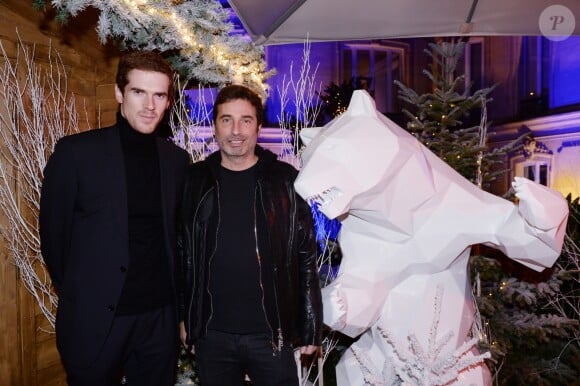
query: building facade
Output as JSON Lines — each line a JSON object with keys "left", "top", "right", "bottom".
{"left": 262, "top": 36, "right": 580, "bottom": 198}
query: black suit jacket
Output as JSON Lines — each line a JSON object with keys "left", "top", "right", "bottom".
{"left": 39, "top": 124, "right": 190, "bottom": 367}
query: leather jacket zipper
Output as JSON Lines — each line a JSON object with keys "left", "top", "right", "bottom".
{"left": 204, "top": 182, "right": 220, "bottom": 337}
{"left": 186, "top": 185, "right": 218, "bottom": 340}
{"left": 187, "top": 175, "right": 299, "bottom": 350}
{"left": 257, "top": 182, "right": 284, "bottom": 354}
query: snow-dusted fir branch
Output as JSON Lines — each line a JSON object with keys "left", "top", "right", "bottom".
{"left": 34, "top": 0, "right": 272, "bottom": 97}
{"left": 358, "top": 284, "right": 491, "bottom": 386}
{"left": 0, "top": 35, "right": 84, "bottom": 328}
{"left": 473, "top": 235, "right": 578, "bottom": 383}
{"left": 548, "top": 202, "right": 580, "bottom": 339}
{"left": 350, "top": 345, "right": 399, "bottom": 386}
{"left": 495, "top": 230, "right": 578, "bottom": 340}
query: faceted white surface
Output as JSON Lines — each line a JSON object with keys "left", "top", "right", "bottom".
{"left": 295, "top": 90, "right": 569, "bottom": 385}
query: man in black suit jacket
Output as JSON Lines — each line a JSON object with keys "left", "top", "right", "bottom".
{"left": 39, "top": 51, "right": 190, "bottom": 386}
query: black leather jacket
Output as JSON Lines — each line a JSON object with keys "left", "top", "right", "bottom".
{"left": 177, "top": 146, "right": 322, "bottom": 350}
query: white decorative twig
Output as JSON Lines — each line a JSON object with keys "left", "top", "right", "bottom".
{"left": 277, "top": 38, "right": 322, "bottom": 168}
{"left": 0, "top": 33, "right": 85, "bottom": 328}
{"left": 169, "top": 80, "right": 215, "bottom": 162}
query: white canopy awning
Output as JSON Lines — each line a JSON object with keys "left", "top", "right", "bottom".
{"left": 227, "top": 0, "right": 580, "bottom": 45}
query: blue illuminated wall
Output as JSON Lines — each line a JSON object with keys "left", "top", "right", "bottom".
{"left": 263, "top": 42, "right": 338, "bottom": 125}
{"left": 549, "top": 36, "right": 580, "bottom": 108}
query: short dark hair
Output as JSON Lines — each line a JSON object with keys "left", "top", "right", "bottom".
{"left": 213, "top": 85, "right": 263, "bottom": 126}
{"left": 116, "top": 51, "right": 174, "bottom": 100}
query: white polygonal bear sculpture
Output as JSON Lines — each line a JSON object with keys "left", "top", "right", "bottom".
{"left": 294, "top": 90, "right": 568, "bottom": 385}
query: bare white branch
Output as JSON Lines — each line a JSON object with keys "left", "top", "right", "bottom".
{"left": 0, "top": 33, "right": 84, "bottom": 328}
{"left": 277, "top": 38, "right": 323, "bottom": 168}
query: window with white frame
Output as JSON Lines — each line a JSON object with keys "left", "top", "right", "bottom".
{"left": 341, "top": 41, "right": 408, "bottom": 114}
{"left": 519, "top": 36, "right": 544, "bottom": 100}
{"left": 455, "top": 37, "right": 484, "bottom": 95}
{"left": 510, "top": 138, "right": 553, "bottom": 186}
{"left": 520, "top": 160, "right": 550, "bottom": 186}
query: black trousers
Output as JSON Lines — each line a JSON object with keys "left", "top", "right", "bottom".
{"left": 196, "top": 330, "right": 299, "bottom": 386}
{"left": 64, "top": 304, "right": 178, "bottom": 386}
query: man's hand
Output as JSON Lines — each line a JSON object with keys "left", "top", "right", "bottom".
{"left": 179, "top": 321, "right": 195, "bottom": 354}
{"left": 299, "top": 345, "right": 321, "bottom": 355}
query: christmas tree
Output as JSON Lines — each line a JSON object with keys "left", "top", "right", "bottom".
{"left": 395, "top": 40, "right": 511, "bottom": 188}
{"left": 396, "top": 39, "right": 579, "bottom": 385}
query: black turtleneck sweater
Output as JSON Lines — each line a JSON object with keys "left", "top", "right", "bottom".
{"left": 115, "top": 116, "right": 172, "bottom": 315}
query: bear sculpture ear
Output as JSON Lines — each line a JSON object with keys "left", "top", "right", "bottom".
{"left": 299, "top": 126, "right": 320, "bottom": 146}
{"left": 300, "top": 90, "right": 378, "bottom": 146}
{"left": 349, "top": 89, "right": 378, "bottom": 118}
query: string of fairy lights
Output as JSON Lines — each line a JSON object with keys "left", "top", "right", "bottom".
{"left": 121, "top": 0, "right": 265, "bottom": 90}
{"left": 40, "top": 0, "right": 269, "bottom": 95}
{"left": 122, "top": 0, "right": 203, "bottom": 48}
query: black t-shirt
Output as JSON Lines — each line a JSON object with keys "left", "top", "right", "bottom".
{"left": 208, "top": 164, "right": 271, "bottom": 333}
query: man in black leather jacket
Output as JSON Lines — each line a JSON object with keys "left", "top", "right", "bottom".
{"left": 177, "top": 85, "right": 322, "bottom": 385}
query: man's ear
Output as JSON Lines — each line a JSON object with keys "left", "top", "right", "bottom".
{"left": 114, "top": 85, "right": 123, "bottom": 104}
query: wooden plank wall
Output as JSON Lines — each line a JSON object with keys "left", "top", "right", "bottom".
{"left": 0, "top": 1, "right": 119, "bottom": 384}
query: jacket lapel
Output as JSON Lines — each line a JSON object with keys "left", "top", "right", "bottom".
{"left": 105, "top": 126, "right": 129, "bottom": 242}
{"left": 156, "top": 139, "right": 174, "bottom": 259}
